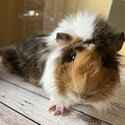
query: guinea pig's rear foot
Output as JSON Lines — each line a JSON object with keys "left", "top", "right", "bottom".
{"left": 49, "top": 104, "right": 69, "bottom": 116}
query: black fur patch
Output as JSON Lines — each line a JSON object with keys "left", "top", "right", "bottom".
{"left": 92, "top": 17, "right": 124, "bottom": 69}
{"left": 1, "top": 35, "right": 50, "bottom": 85}
{"left": 59, "top": 41, "right": 85, "bottom": 64}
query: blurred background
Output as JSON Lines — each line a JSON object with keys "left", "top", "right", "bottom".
{"left": 0, "top": 0, "right": 125, "bottom": 48}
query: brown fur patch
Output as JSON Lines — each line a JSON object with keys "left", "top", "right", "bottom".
{"left": 54, "top": 41, "right": 120, "bottom": 104}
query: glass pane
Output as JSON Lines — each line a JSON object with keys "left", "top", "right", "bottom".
{"left": 0, "top": 0, "right": 112, "bottom": 47}
{"left": 0, "top": 0, "right": 64, "bottom": 47}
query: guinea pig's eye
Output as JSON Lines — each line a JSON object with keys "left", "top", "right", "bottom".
{"left": 71, "top": 52, "right": 76, "bottom": 61}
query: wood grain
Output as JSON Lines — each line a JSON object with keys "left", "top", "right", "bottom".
{"left": 0, "top": 103, "right": 37, "bottom": 125}
{"left": 0, "top": 79, "right": 104, "bottom": 125}
{"left": 0, "top": 63, "right": 125, "bottom": 124}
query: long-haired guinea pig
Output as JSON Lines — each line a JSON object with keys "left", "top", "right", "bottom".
{"left": 0, "top": 11, "right": 125, "bottom": 115}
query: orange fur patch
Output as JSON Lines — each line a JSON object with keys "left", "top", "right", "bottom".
{"left": 54, "top": 46, "right": 120, "bottom": 104}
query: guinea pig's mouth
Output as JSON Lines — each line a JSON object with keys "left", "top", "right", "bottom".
{"left": 72, "top": 96, "right": 93, "bottom": 106}
{"left": 70, "top": 90, "right": 95, "bottom": 105}
{"left": 69, "top": 89, "right": 119, "bottom": 111}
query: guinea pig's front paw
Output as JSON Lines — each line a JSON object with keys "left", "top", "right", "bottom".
{"left": 49, "top": 103, "right": 69, "bottom": 116}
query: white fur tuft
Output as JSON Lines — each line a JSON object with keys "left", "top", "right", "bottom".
{"left": 39, "top": 48, "right": 61, "bottom": 93}
{"left": 39, "top": 11, "right": 98, "bottom": 105}
{"left": 47, "top": 11, "right": 97, "bottom": 47}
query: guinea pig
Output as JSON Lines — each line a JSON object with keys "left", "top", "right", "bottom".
{"left": 0, "top": 11, "right": 125, "bottom": 115}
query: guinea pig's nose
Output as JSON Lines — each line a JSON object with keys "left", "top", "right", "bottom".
{"left": 78, "top": 94, "right": 86, "bottom": 102}
{"left": 79, "top": 94, "right": 89, "bottom": 100}
{"left": 76, "top": 97, "right": 86, "bottom": 104}
{"left": 82, "top": 94, "right": 94, "bottom": 100}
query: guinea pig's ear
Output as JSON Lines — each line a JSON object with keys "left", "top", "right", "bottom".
{"left": 56, "top": 32, "right": 72, "bottom": 48}
{"left": 108, "top": 32, "right": 125, "bottom": 53}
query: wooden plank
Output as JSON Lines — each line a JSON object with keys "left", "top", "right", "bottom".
{"left": 0, "top": 63, "right": 125, "bottom": 124}
{"left": 0, "top": 63, "right": 125, "bottom": 125}
{"left": 1, "top": 63, "right": 124, "bottom": 110}
{"left": 0, "top": 63, "right": 48, "bottom": 98}
{"left": 0, "top": 79, "right": 104, "bottom": 125}
{"left": 0, "top": 103, "right": 37, "bottom": 125}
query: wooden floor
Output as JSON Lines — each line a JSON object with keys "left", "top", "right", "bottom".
{"left": 0, "top": 63, "right": 125, "bottom": 125}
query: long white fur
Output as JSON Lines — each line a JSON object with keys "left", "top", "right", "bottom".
{"left": 40, "top": 11, "right": 97, "bottom": 105}
{"left": 47, "top": 11, "right": 97, "bottom": 46}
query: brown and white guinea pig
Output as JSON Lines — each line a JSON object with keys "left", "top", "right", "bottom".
{"left": 0, "top": 11, "right": 125, "bottom": 115}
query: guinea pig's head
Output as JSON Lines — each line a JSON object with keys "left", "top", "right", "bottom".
{"left": 54, "top": 31, "right": 125, "bottom": 110}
